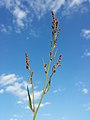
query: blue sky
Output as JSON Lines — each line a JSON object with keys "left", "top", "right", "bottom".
{"left": 0, "top": 0, "right": 90, "bottom": 120}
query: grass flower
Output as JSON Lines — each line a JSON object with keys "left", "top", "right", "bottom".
{"left": 25, "top": 11, "right": 62, "bottom": 120}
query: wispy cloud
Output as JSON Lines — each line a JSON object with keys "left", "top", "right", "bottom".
{"left": 39, "top": 102, "right": 51, "bottom": 107}
{"left": 53, "top": 88, "right": 66, "bottom": 93}
{"left": 0, "top": 24, "right": 12, "bottom": 33}
{"left": 26, "top": 102, "right": 50, "bottom": 110}
{"left": 28, "top": 0, "right": 65, "bottom": 19}
{"left": 17, "top": 100, "right": 23, "bottom": 105}
{"left": 0, "top": 0, "right": 30, "bottom": 32}
{"left": 0, "top": 0, "right": 65, "bottom": 32}
{"left": 62, "top": 0, "right": 90, "bottom": 16}
{"left": 75, "top": 81, "right": 89, "bottom": 95}
{"left": 69, "top": 0, "right": 87, "bottom": 8}
{"left": 13, "top": 6, "right": 27, "bottom": 28}
{"left": 83, "top": 103, "right": 90, "bottom": 111}
{"left": 0, "top": 73, "right": 43, "bottom": 103}
{"left": 10, "top": 114, "right": 23, "bottom": 120}
{"left": 0, "top": 89, "right": 4, "bottom": 94}
{"left": 0, "top": 0, "right": 90, "bottom": 33}
{"left": 82, "top": 88, "right": 89, "bottom": 94}
{"left": 35, "top": 102, "right": 51, "bottom": 109}
{"left": 0, "top": 74, "right": 22, "bottom": 86}
{"left": 6, "top": 82, "right": 28, "bottom": 101}
{"left": 81, "top": 29, "right": 90, "bottom": 39}
{"left": 53, "top": 88, "right": 61, "bottom": 93}
{"left": 82, "top": 49, "right": 90, "bottom": 57}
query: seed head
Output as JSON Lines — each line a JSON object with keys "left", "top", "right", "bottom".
{"left": 53, "top": 69, "right": 56, "bottom": 73}
{"left": 58, "top": 63, "right": 61, "bottom": 67}
{"left": 30, "top": 71, "right": 34, "bottom": 77}
{"left": 50, "top": 52, "right": 52, "bottom": 56}
{"left": 52, "top": 11, "right": 54, "bottom": 17}
{"left": 44, "top": 64, "right": 47, "bottom": 68}
{"left": 45, "top": 70, "right": 47, "bottom": 74}
{"left": 59, "top": 54, "right": 62, "bottom": 58}
{"left": 30, "top": 78, "right": 32, "bottom": 84}
{"left": 58, "top": 28, "right": 61, "bottom": 34}
{"left": 26, "top": 65, "right": 30, "bottom": 70}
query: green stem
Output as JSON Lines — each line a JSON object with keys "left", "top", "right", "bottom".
{"left": 33, "top": 61, "right": 51, "bottom": 120}
{"left": 32, "top": 83, "right": 35, "bottom": 111}
{"left": 33, "top": 90, "right": 45, "bottom": 120}
{"left": 32, "top": 45, "right": 55, "bottom": 120}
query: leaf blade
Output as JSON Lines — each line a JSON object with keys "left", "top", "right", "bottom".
{"left": 27, "top": 85, "right": 32, "bottom": 110}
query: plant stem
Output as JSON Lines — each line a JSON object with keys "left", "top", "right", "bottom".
{"left": 33, "top": 90, "right": 45, "bottom": 120}
{"left": 33, "top": 61, "right": 51, "bottom": 120}
{"left": 32, "top": 83, "right": 35, "bottom": 111}
{"left": 32, "top": 46, "right": 55, "bottom": 120}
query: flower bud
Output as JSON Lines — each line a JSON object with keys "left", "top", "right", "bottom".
{"left": 58, "top": 29, "right": 61, "bottom": 34}
{"left": 52, "top": 11, "right": 54, "bottom": 17}
{"left": 50, "top": 52, "right": 52, "bottom": 56}
{"left": 53, "top": 65, "right": 56, "bottom": 69}
{"left": 53, "top": 69, "right": 56, "bottom": 73}
{"left": 45, "top": 70, "right": 47, "bottom": 74}
{"left": 30, "top": 78, "right": 32, "bottom": 84}
{"left": 58, "top": 64, "right": 61, "bottom": 67}
{"left": 59, "top": 54, "right": 62, "bottom": 58}
{"left": 26, "top": 65, "right": 30, "bottom": 70}
{"left": 30, "top": 71, "right": 34, "bottom": 77}
{"left": 50, "top": 57, "right": 53, "bottom": 61}
{"left": 44, "top": 64, "right": 47, "bottom": 67}
{"left": 52, "top": 65, "right": 56, "bottom": 73}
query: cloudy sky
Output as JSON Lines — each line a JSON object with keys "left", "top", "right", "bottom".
{"left": 0, "top": 0, "right": 90, "bottom": 120}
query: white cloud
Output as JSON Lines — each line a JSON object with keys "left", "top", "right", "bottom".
{"left": 0, "top": 74, "right": 22, "bottom": 86}
{"left": 0, "top": 0, "right": 29, "bottom": 32}
{"left": 0, "top": 24, "right": 12, "bottom": 33}
{"left": 53, "top": 88, "right": 66, "bottom": 93}
{"left": 82, "top": 49, "right": 90, "bottom": 57}
{"left": 62, "top": 0, "right": 90, "bottom": 16}
{"left": 81, "top": 29, "right": 90, "bottom": 39}
{"left": 0, "top": 0, "right": 90, "bottom": 32}
{"left": 28, "top": 0, "right": 65, "bottom": 19}
{"left": 25, "top": 102, "right": 50, "bottom": 110}
{"left": 0, "top": 89, "right": 4, "bottom": 94}
{"left": 0, "top": 73, "right": 44, "bottom": 105}
{"left": 0, "top": 0, "right": 65, "bottom": 26}
{"left": 13, "top": 6, "right": 27, "bottom": 27}
{"left": 69, "top": 0, "right": 87, "bottom": 8}
{"left": 35, "top": 102, "right": 51, "bottom": 108}
{"left": 29, "top": 29, "right": 39, "bottom": 38}
{"left": 34, "top": 90, "right": 42, "bottom": 100}
{"left": 75, "top": 81, "right": 85, "bottom": 87}
{"left": 50, "top": 0, "right": 65, "bottom": 13}
{"left": 40, "top": 102, "right": 51, "bottom": 107}
{"left": 82, "top": 88, "right": 88, "bottom": 94}
{"left": 10, "top": 113, "right": 23, "bottom": 120}
{"left": 17, "top": 100, "right": 23, "bottom": 105}
{"left": 53, "top": 88, "right": 61, "bottom": 93}
{"left": 83, "top": 103, "right": 90, "bottom": 111}
{"left": 6, "top": 82, "right": 27, "bottom": 100}
{"left": 75, "top": 81, "right": 89, "bottom": 94}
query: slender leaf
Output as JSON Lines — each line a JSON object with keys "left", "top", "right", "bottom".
{"left": 46, "top": 80, "right": 51, "bottom": 93}
{"left": 27, "top": 85, "right": 32, "bottom": 110}
{"left": 45, "top": 73, "right": 53, "bottom": 93}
